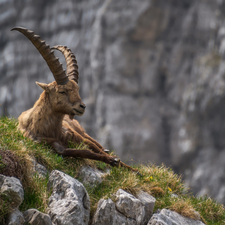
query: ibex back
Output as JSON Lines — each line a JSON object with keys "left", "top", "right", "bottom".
{"left": 13, "top": 27, "right": 136, "bottom": 171}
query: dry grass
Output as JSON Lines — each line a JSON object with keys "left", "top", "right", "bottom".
{"left": 169, "top": 198, "right": 201, "bottom": 220}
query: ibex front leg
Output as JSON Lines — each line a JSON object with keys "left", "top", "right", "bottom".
{"left": 51, "top": 141, "right": 120, "bottom": 167}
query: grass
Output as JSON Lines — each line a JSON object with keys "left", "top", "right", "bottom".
{"left": 0, "top": 117, "right": 225, "bottom": 224}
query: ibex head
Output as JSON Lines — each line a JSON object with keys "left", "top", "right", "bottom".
{"left": 12, "top": 27, "right": 86, "bottom": 119}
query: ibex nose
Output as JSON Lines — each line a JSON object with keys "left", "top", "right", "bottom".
{"left": 80, "top": 103, "right": 86, "bottom": 109}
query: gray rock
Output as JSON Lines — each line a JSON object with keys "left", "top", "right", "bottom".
{"left": 114, "top": 210, "right": 137, "bottom": 225}
{"left": 148, "top": 209, "right": 205, "bottom": 225}
{"left": 79, "top": 166, "right": 108, "bottom": 187}
{"left": 92, "top": 190, "right": 156, "bottom": 225}
{"left": 136, "top": 191, "right": 156, "bottom": 225}
{"left": 30, "top": 158, "right": 48, "bottom": 178}
{"left": 170, "top": 193, "right": 179, "bottom": 198}
{"left": 7, "top": 209, "right": 25, "bottom": 225}
{"left": 92, "top": 199, "right": 115, "bottom": 225}
{"left": 23, "top": 209, "right": 52, "bottom": 225}
{"left": 34, "top": 162, "right": 48, "bottom": 178}
{"left": 0, "top": 175, "right": 24, "bottom": 208}
{"left": 91, "top": 198, "right": 136, "bottom": 225}
{"left": 115, "top": 189, "right": 145, "bottom": 225}
{"left": 47, "top": 170, "right": 90, "bottom": 225}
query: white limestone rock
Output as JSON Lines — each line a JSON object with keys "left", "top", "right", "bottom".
{"left": 92, "top": 199, "right": 115, "bottom": 225}
{"left": 34, "top": 162, "right": 48, "bottom": 178}
{"left": 23, "top": 209, "right": 52, "bottom": 225}
{"left": 92, "top": 190, "right": 156, "bottom": 225}
{"left": 91, "top": 198, "right": 136, "bottom": 225}
{"left": 0, "top": 174, "right": 24, "bottom": 208}
{"left": 115, "top": 189, "right": 145, "bottom": 225}
{"left": 7, "top": 209, "right": 25, "bottom": 225}
{"left": 148, "top": 209, "right": 205, "bottom": 225}
{"left": 30, "top": 158, "right": 48, "bottom": 178}
{"left": 79, "top": 166, "right": 107, "bottom": 187}
{"left": 47, "top": 170, "right": 90, "bottom": 225}
{"left": 114, "top": 210, "right": 137, "bottom": 225}
{"left": 136, "top": 190, "right": 156, "bottom": 225}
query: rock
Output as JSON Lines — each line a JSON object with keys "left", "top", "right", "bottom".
{"left": 92, "top": 199, "right": 115, "bottom": 225}
{"left": 115, "top": 189, "right": 145, "bottom": 225}
{"left": 136, "top": 190, "right": 156, "bottom": 224}
{"left": 114, "top": 210, "right": 137, "bottom": 225}
{"left": 79, "top": 166, "right": 108, "bottom": 187}
{"left": 0, "top": 174, "right": 24, "bottom": 208}
{"left": 35, "top": 162, "right": 48, "bottom": 178}
{"left": 91, "top": 198, "right": 136, "bottom": 225}
{"left": 47, "top": 170, "right": 90, "bottom": 225}
{"left": 148, "top": 209, "right": 205, "bottom": 225}
{"left": 7, "top": 209, "right": 25, "bottom": 225}
{"left": 30, "top": 157, "right": 48, "bottom": 178}
{"left": 92, "top": 190, "right": 156, "bottom": 225}
{"left": 170, "top": 193, "right": 179, "bottom": 198}
{"left": 23, "top": 209, "right": 52, "bottom": 225}
{"left": 32, "top": 159, "right": 48, "bottom": 178}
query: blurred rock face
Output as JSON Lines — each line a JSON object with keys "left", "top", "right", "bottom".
{"left": 1, "top": 0, "right": 225, "bottom": 203}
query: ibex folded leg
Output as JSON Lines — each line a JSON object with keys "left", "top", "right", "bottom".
{"left": 50, "top": 141, "right": 119, "bottom": 166}
{"left": 62, "top": 149, "right": 120, "bottom": 167}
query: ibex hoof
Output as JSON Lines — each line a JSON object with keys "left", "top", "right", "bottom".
{"left": 136, "top": 171, "right": 143, "bottom": 176}
{"left": 103, "top": 149, "right": 110, "bottom": 154}
{"left": 110, "top": 157, "right": 120, "bottom": 167}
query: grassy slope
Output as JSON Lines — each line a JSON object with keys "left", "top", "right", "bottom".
{"left": 0, "top": 117, "right": 225, "bottom": 225}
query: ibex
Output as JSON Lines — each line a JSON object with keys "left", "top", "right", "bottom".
{"left": 12, "top": 27, "right": 135, "bottom": 171}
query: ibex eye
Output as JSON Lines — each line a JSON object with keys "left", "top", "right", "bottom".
{"left": 59, "top": 91, "right": 66, "bottom": 95}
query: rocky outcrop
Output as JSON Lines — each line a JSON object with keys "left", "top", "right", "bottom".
{"left": 136, "top": 191, "right": 156, "bottom": 225}
{"left": 91, "top": 190, "right": 205, "bottom": 225}
{"left": 78, "top": 166, "right": 108, "bottom": 187}
{"left": 0, "top": 171, "right": 206, "bottom": 225}
{"left": 0, "top": 174, "right": 24, "bottom": 208}
{"left": 0, "top": 175, "right": 24, "bottom": 225}
{"left": 148, "top": 209, "right": 205, "bottom": 225}
{"left": 7, "top": 209, "right": 24, "bottom": 225}
{"left": 1, "top": 0, "right": 225, "bottom": 203}
{"left": 115, "top": 189, "right": 145, "bottom": 225}
{"left": 31, "top": 158, "right": 48, "bottom": 178}
{"left": 23, "top": 209, "right": 52, "bottom": 225}
{"left": 47, "top": 170, "right": 90, "bottom": 225}
{"left": 92, "top": 189, "right": 156, "bottom": 225}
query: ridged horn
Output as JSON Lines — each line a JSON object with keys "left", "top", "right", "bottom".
{"left": 11, "top": 27, "right": 69, "bottom": 85}
{"left": 51, "top": 45, "right": 79, "bottom": 84}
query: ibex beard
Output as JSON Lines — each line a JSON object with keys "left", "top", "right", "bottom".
{"left": 13, "top": 27, "right": 136, "bottom": 171}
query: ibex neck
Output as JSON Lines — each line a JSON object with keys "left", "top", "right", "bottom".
{"left": 32, "top": 92, "right": 64, "bottom": 139}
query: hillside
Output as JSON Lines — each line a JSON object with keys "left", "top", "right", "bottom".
{"left": 0, "top": 117, "right": 224, "bottom": 224}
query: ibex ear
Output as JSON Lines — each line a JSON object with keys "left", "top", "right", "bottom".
{"left": 36, "top": 82, "right": 50, "bottom": 93}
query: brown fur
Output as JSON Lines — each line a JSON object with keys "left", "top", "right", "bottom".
{"left": 18, "top": 80, "right": 135, "bottom": 169}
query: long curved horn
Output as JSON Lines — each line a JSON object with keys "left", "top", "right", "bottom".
{"left": 11, "top": 27, "right": 69, "bottom": 85}
{"left": 51, "top": 45, "right": 79, "bottom": 84}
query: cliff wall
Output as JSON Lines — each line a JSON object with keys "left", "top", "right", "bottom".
{"left": 1, "top": 0, "right": 225, "bottom": 203}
